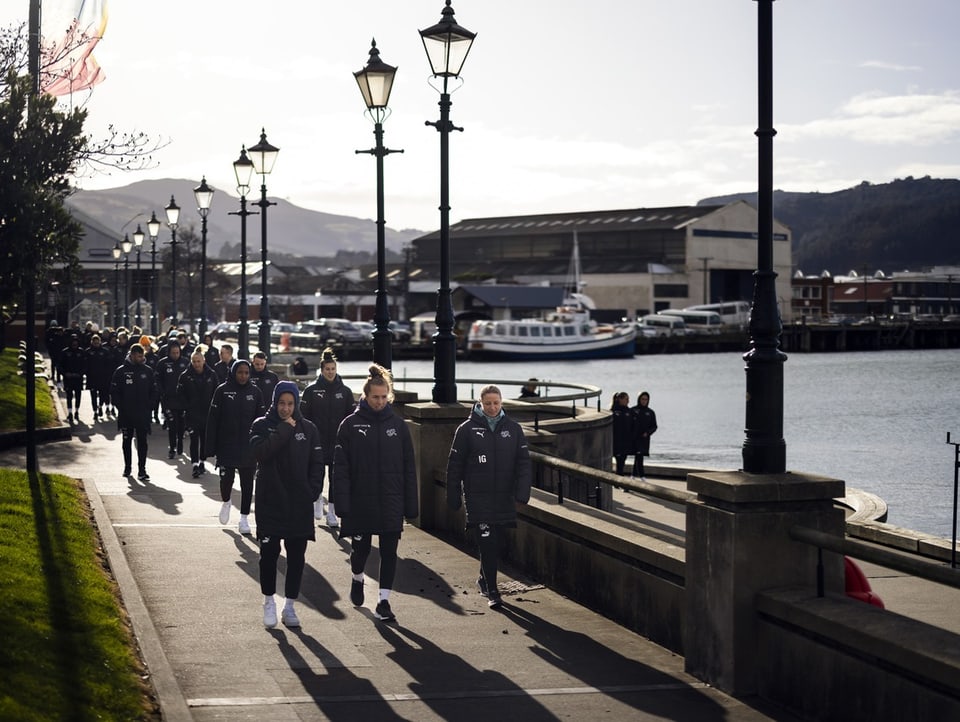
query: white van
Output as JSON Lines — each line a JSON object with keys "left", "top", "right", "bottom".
{"left": 657, "top": 309, "right": 723, "bottom": 334}
{"left": 637, "top": 314, "right": 687, "bottom": 337}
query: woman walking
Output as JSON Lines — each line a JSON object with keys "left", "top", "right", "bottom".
{"left": 301, "top": 347, "right": 355, "bottom": 528}
{"left": 446, "top": 385, "right": 531, "bottom": 609}
{"left": 632, "top": 391, "right": 658, "bottom": 480}
{"left": 250, "top": 381, "right": 325, "bottom": 628}
{"left": 178, "top": 347, "right": 219, "bottom": 478}
{"left": 334, "top": 364, "right": 418, "bottom": 622}
{"left": 206, "top": 359, "right": 264, "bottom": 534}
{"left": 611, "top": 391, "right": 636, "bottom": 476}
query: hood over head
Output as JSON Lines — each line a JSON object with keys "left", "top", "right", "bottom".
{"left": 228, "top": 358, "right": 252, "bottom": 384}
{"left": 268, "top": 380, "right": 302, "bottom": 421}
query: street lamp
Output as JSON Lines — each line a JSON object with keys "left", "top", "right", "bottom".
{"left": 164, "top": 196, "right": 181, "bottom": 331}
{"left": 147, "top": 211, "right": 161, "bottom": 335}
{"left": 132, "top": 224, "right": 144, "bottom": 327}
{"left": 355, "top": 38, "right": 402, "bottom": 369}
{"left": 194, "top": 177, "right": 215, "bottom": 339}
{"left": 121, "top": 234, "right": 133, "bottom": 326}
{"left": 420, "top": 0, "right": 476, "bottom": 403}
{"left": 742, "top": 0, "right": 786, "bottom": 474}
{"left": 231, "top": 147, "right": 256, "bottom": 360}
{"left": 112, "top": 242, "right": 122, "bottom": 327}
{"left": 248, "top": 129, "right": 279, "bottom": 357}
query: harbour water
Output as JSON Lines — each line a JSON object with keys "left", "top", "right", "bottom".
{"left": 371, "top": 348, "right": 960, "bottom": 539}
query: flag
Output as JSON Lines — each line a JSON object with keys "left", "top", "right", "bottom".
{"left": 40, "top": 0, "right": 109, "bottom": 97}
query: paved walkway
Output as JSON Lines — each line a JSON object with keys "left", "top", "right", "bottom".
{"left": 1, "top": 400, "right": 799, "bottom": 721}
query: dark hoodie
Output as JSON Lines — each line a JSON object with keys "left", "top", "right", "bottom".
{"left": 205, "top": 359, "right": 264, "bottom": 468}
{"left": 250, "top": 381, "right": 324, "bottom": 540}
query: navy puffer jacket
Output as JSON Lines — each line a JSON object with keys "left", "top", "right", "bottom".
{"left": 205, "top": 360, "right": 264, "bottom": 468}
{"left": 301, "top": 374, "right": 354, "bottom": 465}
{"left": 333, "top": 399, "right": 418, "bottom": 535}
{"left": 251, "top": 382, "right": 325, "bottom": 540}
{"left": 446, "top": 404, "right": 532, "bottom": 527}
{"left": 177, "top": 363, "right": 219, "bottom": 431}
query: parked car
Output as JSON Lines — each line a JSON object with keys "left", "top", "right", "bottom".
{"left": 288, "top": 318, "right": 365, "bottom": 349}
{"left": 269, "top": 322, "right": 297, "bottom": 348}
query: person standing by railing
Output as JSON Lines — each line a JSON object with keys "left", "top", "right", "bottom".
{"left": 446, "top": 384, "right": 532, "bottom": 609}
{"left": 632, "top": 391, "right": 658, "bottom": 481}
{"left": 611, "top": 391, "right": 635, "bottom": 476}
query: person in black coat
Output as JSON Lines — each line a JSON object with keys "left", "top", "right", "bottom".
{"left": 632, "top": 391, "right": 658, "bottom": 480}
{"left": 85, "top": 334, "right": 117, "bottom": 422}
{"left": 250, "top": 381, "right": 325, "bottom": 629}
{"left": 177, "top": 347, "right": 219, "bottom": 478}
{"left": 213, "top": 343, "right": 234, "bottom": 385}
{"left": 206, "top": 359, "right": 264, "bottom": 534}
{"left": 110, "top": 343, "right": 159, "bottom": 481}
{"left": 611, "top": 391, "right": 636, "bottom": 476}
{"left": 334, "top": 364, "right": 418, "bottom": 623}
{"left": 155, "top": 340, "right": 189, "bottom": 458}
{"left": 300, "top": 347, "right": 355, "bottom": 527}
{"left": 250, "top": 351, "right": 280, "bottom": 408}
{"left": 446, "top": 384, "right": 532, "bottom": 608}
{"left": 59, "top": 334, "right": 86, "bottom": 423}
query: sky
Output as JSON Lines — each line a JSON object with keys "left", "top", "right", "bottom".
{"left": 3, "top": 0, "right": 960, "bottom": 233}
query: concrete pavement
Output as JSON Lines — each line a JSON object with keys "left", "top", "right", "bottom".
{"left": 0, "top": 396, "right": 803, "bottom": 721}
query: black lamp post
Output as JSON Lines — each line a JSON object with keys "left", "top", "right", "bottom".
{"left": 194, "top": 177, "right": 214, "bottom": 339}
{"left": 231, "top": 147, "right": 256, "bottom": 361}
{"left": 248, "top": 129, "right": 279, "bottom": 357}
{"left": 132, "top": 224, "right": 144, "bottom": 327}
{"left": 420, "top": 0, "right": 476, "bottom": 403}
{"left": 742, "top": 0, "right": 786, "bottom": 474}
{"left": 164, "top": 196, "right": 181, "bottom": 330}
{"left": 121, "top": 234, "right": 133, "bottom": 326}
{"left": 355, "top": 38, "right": 402, "bottom": 369}
{"left": 147, "top": 211, "right": 160, "bottom": 335}
{"left": 112, "top": 242, "right": 122, "bottom": 327}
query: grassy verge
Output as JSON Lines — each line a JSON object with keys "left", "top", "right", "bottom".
{"left": 0, "top": 467, "right": 158, "bottom": 720}
{"left": 0, "top": 347, "right": 57, "bottom": 431}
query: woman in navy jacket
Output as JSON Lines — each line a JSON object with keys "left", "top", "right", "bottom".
{"left": 206, "top": 359, "right": 264, "bottom": 533}
{"left": 446, "top": 384, "right": 532, "bottom": 608}
{"left": 334, "top": 364, "right": 418, "bottom": 623}
{"left": 250, "top": 381, "right": 324, "bottom": 628}
{"left": 177, "top": 347, "right": 219, "bottom": 478}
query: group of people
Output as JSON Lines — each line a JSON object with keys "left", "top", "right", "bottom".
{"left": 610, "top": 391, "right": 658, "bottom": 479}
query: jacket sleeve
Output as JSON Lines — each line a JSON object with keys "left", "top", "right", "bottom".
{"left": 445, "top": 424, "right": 467, "bottom": 510}
{"left": 250, "top": 416, "right": 292, "bottom": 461}
{"left": 514, "top": 425, "right": 533, "bottom": 504}
{"left": 401, "top": 422, "right": 419, "bottom": 520}
{"left": 333, "top": 421, "right": 351, "bottom": 516}
{"left": 649, "top": 410, "right": 658, "bottom": 435}
{"left": 307, "top": 423, "right": 325, "bottom": 502}
{"left": 205, "top": 388, "right": 221, "bottom": 456}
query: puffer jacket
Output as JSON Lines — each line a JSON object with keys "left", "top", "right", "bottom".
{"left": 251, "top": 381, "right": 325, "bottom": 540}
{"left": 110, "top": 354, "right": 158, "bottom": 430}
{"left": 446, "top": 404, "right": 532, "bottom": 527}
{"left": 333, "top": 399, "right": 418, "bottom": 535}
{"left": 301, "top": 374, "right": 355, "bottom": 465}
{"left": 155, "top": 354, "right": 190, "bottom": 410}
{"left": 205, "top": 360, "right": 264, "bottom": 468}
{"left": 177, "top": 363, "right": 219, "bottom": 431}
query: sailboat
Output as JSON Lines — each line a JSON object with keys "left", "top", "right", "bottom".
{"left": 466, "top": 234, "right": 637, "bottom": 361}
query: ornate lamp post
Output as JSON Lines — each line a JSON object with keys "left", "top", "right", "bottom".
{"left": 164, "top": 196, "right": 181, "bottom": 331}
{"left": 193, "top": 177, "right": 215, "bottom": 339}
{"left": 355, "top": 38, "right": 401, "bottom": 368}
{"left": 132, "top": 224, "right": 144, "bottom": 327}
{"left": 147, "top": 211, "right": 161, "bottom": 335}
{"left": 121, "top": 234, "right": 133, "bottom": 326}
{"left": 248, "top": 129, "right": 279, "bottom": 357}
{"left": 231, "top": 147, "right": 256, "bottom": 360}
{"left": 420, "top": 0, "right": 476, "bottom": 403}
{"left": 112, "top": 242, "right": 122, "bottom": 327}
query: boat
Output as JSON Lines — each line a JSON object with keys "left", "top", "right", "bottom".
{"left": 466, "top": 234, "right": 637, "bottom": 361}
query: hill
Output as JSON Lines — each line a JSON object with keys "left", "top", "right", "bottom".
{"left": 65, "top": 178, "right": 426, "bottom": 260}
{"left": 700, "top": 177, "right": 960, "bottom": 275}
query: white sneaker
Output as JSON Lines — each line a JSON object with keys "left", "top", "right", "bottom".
{"left": 218, "top": 501, "right": 231, "bottom": 525}
{"left": 263, "top": 597, "right": 277, "bottom": 628}
{"left": 326, "top": 513, "right": 340, "bottom": 528}
{"left": 238, "top": 515, "right": 251, "bottom": 535}
{"left": 281, "top": 605, "right": 301, "bottom": 628}
{"left": 313, "top": 499, "right": 324, "bottom": 520}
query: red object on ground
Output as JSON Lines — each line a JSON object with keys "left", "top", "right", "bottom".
{"left": 844, "top": 556, "right": 885, "bottom": 608}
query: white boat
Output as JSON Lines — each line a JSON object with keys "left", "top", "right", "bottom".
{"left": 466, "top": 235, "right": 637, "bottom": 361}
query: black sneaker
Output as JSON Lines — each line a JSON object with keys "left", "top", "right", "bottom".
{"left": 476, "top": 575, "right": 488, "bottom": 597}
{"left": 374, "top": 599, "right": 396, "bottom": 622}
{"left": 487, "top": 593, "right": 503, "bottom": 610}
{"left": 137, "top": 470, "right": 150, "bottom": 481}
{"left": 122, "top": 467, "right": 131, "bottom": 477}
{"left": 350, "top": 579, "right": 364, "bottom": 606}
{"left": 167, "top": 448, "right": 175, "bottom": 459}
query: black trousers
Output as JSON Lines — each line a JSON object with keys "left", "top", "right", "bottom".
{"left": 259, "top": 536, "right": 308, "bottom": 599}
{"left": 165, "top": 408, "right": 185, "bottom": 453}
{"left": 219, "top": 466, "right": 255, "bottom": 514}
{"left": 121, "top": 425, "right": 149, "bottom": 473}
{"left": 350, "top": 532, "right": 400, "bottom": 590}
{"left": 188, "top": 425, "right": 206, "bottom": 464}
{"left": 476, "top": 525, "right": 502, "bottom": 593}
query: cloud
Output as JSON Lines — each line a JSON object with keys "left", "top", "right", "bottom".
{"left": 859, "top": 60, "right": 922, "bottom": 72}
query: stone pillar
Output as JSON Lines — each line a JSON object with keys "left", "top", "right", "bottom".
{"left": 683, "top": 470, "right": 845, "bottom": 694}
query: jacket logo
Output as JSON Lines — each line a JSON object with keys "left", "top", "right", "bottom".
{"left": 386, "top": 428, "right": 397, "bottom": 437}
{"left": 295, "top": 432, "right": 306, "bottom": 441}
{"left": 474, "top": 429, "right": 485, "bottom": 438}
{"left": 357, "top": 428, "right": 368, "bottom": 437}
{"left": 500, "top": 430, "right": 511, "bottom": 438}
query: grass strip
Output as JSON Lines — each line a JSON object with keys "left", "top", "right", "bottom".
{"left": 0, "top": 347, "right": 57, "bottom": 431}
{"left": 0, "top": 467, "right": 157, "bottom": 720}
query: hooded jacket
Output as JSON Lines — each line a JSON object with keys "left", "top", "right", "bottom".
{"left": 301, "top": 373, "right": 355, "bottom": 465}
{"left": 250, "top": 381, "right": 325, "bottom": 540}
{"left": 333, "top": 398, "right": 418, "bottom": 535}
{"left": 177, "top": 361, "right": 219, "bottom": 431}
{"left": 205, "top": 360, "right": 264, "bottom": 468}
{"left": 109, "top": 351, "right": 158, "bottom": 429}
{"left": 446, "top": 403, "right": 532, "bottom": 527}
